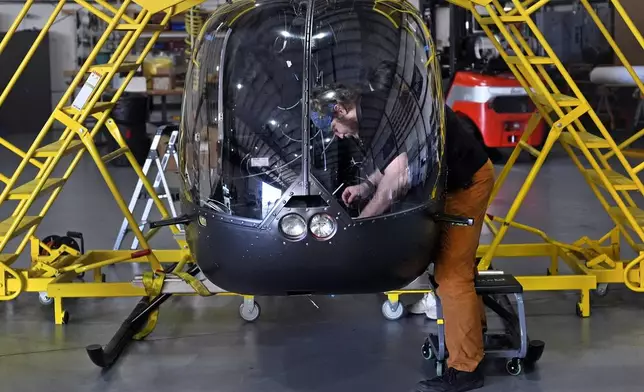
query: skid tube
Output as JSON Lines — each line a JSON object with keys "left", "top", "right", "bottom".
{"left": 86, "top": 262, "right": 197, "bottom": 368}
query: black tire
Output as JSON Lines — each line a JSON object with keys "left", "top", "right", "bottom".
{"left": 422, "top": 339, "right": 434, "bottom": 360}
{"left": 525, "top": 340, "right": 545, "bottom": 365}
{"left": 506, "top": 358, "right": 523, "bottom": 376}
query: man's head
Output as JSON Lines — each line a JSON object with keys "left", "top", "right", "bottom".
{"left": 311, "top": 84, "right": 361, "bottom": 139}
{"left": 310, "top": 61, "right": 396, "bottom": 139}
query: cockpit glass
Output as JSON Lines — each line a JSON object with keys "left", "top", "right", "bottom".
{"left": 181, "top": 1, "right": 306, "bottom": 220}
{"left": 308, "top": 0, "right": 444, "bottom": 218}
{"left": 180, "top": 0, "right": 445, "bottom": 221}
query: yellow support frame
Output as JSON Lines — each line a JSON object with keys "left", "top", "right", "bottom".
{"left": 0, "top": 0, "right": 229, "bottom": 325}
{"left": 419, "top": 0, "right": 644, "bottom": 317}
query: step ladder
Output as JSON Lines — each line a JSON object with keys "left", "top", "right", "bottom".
{"left": 114, "top": 125, "right": 184, "bottom": 251}
{"left": 448, "top": 0, "right": 644, "bottom": 304}
{"left": 0, "top": 0, "right": 204, "bottom": 299}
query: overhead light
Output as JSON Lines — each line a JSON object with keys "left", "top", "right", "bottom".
{"left": 236, "top": 83, "right": 243, "bottom": 89}
{"left": 312, "top": 32, "right": 327, "bottom": 40}
{"left": 269, "top": 119, "right": 277, "bottom": 126}
{"left": 286, "top": 60, "right": 292, "bottom": 68}
{"left": 324, "top": 137, "right": 332, "bottom": 143}
{"left": 280, "top": 31, "right": 292, "bottom": 38}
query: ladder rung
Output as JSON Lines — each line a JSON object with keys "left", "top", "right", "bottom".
{"left": 584, "top": 169, "right": 637, "bottom": 191}
{"left": 8, "top": 178, "right": 66, "bottom": 200}
{"left": 102, "top": 147, "right": 129, "bottom": 163}
{"left": 0, "top": 254, "right": 18, "bottom": 264}
{"left": 53, "top": 109, "right": 85, "bottom": 132}
{"left": 0, "top": 216, "right": 42, "bottom": 240}
{"left": 506, "top": 56, "right": 554, "bottom": 65}
{"left": 534, "top": 93, "right": 581, "bottom": 107}
{"left": 560, "top": 132, "right": 611, "bottom": 149}
{"left": 35, "top": 139, "right": 84, "bottom": 158}
{"left": 89, "top": 62, "right": 140, "bottom": 74}
{"left": 480, "top": 15, "right": 526, "bottom": 25}
{"left": 622, "top": 149, "right": 644, "bottom": 160}
{"left": 63, "top": 102, "right": 116, "bottom": 116}
{"left": 609, "top": 207, "right": 644, "bottom": 229}
{"left": 116, "top": 24, "right": 166, "bottom": 31}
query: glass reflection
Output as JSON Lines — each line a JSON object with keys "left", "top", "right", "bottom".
{"left": 180, "top": 0, "right": 445, "bottom": 221}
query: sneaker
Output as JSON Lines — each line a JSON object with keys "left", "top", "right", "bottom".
{"left": 408, "top": 293, "right": 438, "bottom": 319}
{"left": 412, "top": 367, "right": 484, "bottom": 392}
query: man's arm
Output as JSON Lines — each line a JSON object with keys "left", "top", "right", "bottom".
{"left": 358, "top": 153, "right": 409, "bottom": 218}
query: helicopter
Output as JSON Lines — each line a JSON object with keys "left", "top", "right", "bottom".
{"left": 172, "top": 0, "right": 454, "bottom": 296}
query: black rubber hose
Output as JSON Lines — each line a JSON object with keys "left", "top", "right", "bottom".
{"left": 85, "top": 263, "right": 198, "bottom": 368}
{"left": 86, "top": 296, "right": 164, "bottom": 368}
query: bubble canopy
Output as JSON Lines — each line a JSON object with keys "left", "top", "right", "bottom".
{"left": 179, "top": 0, "right": 446, "bottom": 295}
{"left": 181, "top": 0, "right": 444, "bottom": 221}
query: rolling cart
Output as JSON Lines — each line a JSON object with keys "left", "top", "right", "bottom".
{"left": 422, "top": 271, "right": 545, "bottom": 376}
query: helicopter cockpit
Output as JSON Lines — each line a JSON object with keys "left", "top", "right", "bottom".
{"left": 179, "top": 0, "right": 447, "bottom": 296}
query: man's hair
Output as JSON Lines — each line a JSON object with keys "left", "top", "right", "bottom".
{"left": 311, "top": 83, "right": 362, "bottom": 113}
{"left": 310, "top": 61, "right": 397, "bottom": 112}
{"left": 365, "top": 60, "right": 396, "bottom": 92}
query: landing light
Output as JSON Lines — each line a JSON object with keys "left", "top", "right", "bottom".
{"left": 279, "top": 214, "right": 307, "bottom": 240}
{"left": 309, "top": 213, "right": 336, "bottom": 240}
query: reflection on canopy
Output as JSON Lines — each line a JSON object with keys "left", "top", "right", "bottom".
{"left": 180, "top": 0, "right": 445, "bottom": 221}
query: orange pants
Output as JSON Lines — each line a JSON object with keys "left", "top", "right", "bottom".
{"left": 435, "top": 160, "right": 495, "bottom": 372}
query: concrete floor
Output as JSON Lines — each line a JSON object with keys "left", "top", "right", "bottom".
{"left": 2, "top": 133, "right": 644, "bottom": 392}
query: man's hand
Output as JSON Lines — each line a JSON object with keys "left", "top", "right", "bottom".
{"left": 342, "top": 183, "right": 371, "bottom": 205}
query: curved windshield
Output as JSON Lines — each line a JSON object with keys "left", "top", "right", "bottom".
{"left": 181, "top": 0, "right": 444, "bottom": 221}
{"left": 181, "top": 0, "right": 306, "bottom": 219}
{"left": 308, "top": 0, "right": 444, "bottom": 218}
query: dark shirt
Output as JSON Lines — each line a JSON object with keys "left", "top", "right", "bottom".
{"left": 444, "top": 105, "right": 489, "bottom": 191}
{"left": 343, "top": 95, "right": 487, "bottom": 192}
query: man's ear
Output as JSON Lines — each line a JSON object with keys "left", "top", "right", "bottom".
{"left": 333, "top": 104, "right": 348, "bottom": 118}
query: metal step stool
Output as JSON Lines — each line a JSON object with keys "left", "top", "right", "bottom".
{"left": 422, "top": 271, "right": 545, "bottom": 377}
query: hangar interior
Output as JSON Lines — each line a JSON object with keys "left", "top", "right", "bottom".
{"left": 1, "top": 0, "right": 644, "bottom": 391}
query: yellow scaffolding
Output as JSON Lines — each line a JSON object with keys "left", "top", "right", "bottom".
{"left": 439, "top": 0, "right": 644, "bottom": 317}
{"left": 2, "top": 0, "right": 643, "bottom": 325}
{"left": 0, "top": 0, "right": 211, "bottom": 324}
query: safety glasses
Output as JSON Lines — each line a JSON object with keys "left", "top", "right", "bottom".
{"left": 310, "top": 103, "right": 335, "bottom": 132}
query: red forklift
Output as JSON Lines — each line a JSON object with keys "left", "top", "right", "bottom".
{"left": 425, "top": 1, "right": 546, "bottom": 161}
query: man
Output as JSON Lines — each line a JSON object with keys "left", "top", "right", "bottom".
{"left": 311, "top": 63, "right": 494, "bottom": 392}
{"left": 410, "top": 106, "right": 494, "bottom": 392}
{"left": 311, "top": 77, "right": 414, "bottom": 218}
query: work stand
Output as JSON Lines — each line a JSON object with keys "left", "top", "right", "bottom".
{"left": 447, "top": 0, "right": 644, "bottom": 318}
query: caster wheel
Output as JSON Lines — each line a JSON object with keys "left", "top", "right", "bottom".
{"left": 436, "top": 360, "right": 445, "bottom": 377}
{"left": 38, "top": 292, "right": 53, "bottom": 306}
{"left": 61, "top": 311, "right": 70, "bottom": 325}
{"left": 422, "top": 339, "right": 434, "bottom": 360}
{"left": 381, "top": 300, "right": 404, "bottom": 321}
{"left": 595, "top": 284, "right": 608, "bottom": 297}
{"left": 506, "top": 358, "right": 523, "bottom": 376}
{"left": 239, "top": 301, "right": 261, "bottom": 322}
